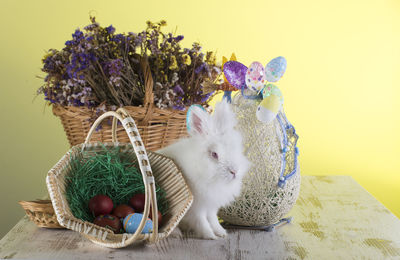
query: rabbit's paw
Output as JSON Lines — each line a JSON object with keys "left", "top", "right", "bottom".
{"left": 195, "top": 229, "right": 219, "bottom": 240}
{"left": 213, "top": 225, "right": 227, "bottom": 238}
{"left": 208, "top": 214, "right": 227, "bottom": 237}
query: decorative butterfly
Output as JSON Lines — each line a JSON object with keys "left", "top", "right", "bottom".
{"left": 223, "top": 56, "right": 287, "bottom": 123}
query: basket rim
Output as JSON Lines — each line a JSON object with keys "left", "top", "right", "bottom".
{"left": 46, "top": 142, "right": 193, "bottom": 248}
{"left": 52, "top": 104, "right": 189, "bottom": 117}
{"left": 19, "top": 200, "right": 55, "bottom": 212}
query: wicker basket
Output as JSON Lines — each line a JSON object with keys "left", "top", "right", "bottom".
{"left": 218, "top": 93, "right": 300, "bottom": 227}
{"left": 46, "top": 108, "right": 193, "bottom": 248}
{"left": 18, "top": 200, "right": 63, "bottom": 228}
{"left": 52, "top": 57, "right": 188, "bottom": 151}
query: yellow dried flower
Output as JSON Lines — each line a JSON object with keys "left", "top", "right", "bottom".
{"left": 165, "top": 42, "right": 172, "bottom": 50}
{"left": 42, "top": 51, "right": 54, "bottom": 62}
{"left": 205, "top": 51, "right": 216, "bottom": 65}
{"left": 182, "top": 54, "right": 191, "bottom": 65}
{"left": 169, "top": 56, "right": 178, "bottom": 70}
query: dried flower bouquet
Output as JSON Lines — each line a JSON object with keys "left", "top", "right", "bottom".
{"left": 37, "top": 17, "right": 221, "bottom": 111}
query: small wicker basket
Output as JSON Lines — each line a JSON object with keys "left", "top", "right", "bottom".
{"left": 46, "top": 108, "right": 193, "bottom": 248}
{"left": 52, "top": 57, "right": 188, "bottom": 151}
{"left": 18, "top": 200, "right": 63, "bottom": 228}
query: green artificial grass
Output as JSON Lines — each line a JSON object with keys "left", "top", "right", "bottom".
{"left": 65, "top": 145, "right": 168, "bottom": 222}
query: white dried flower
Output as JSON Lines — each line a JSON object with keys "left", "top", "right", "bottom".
{"left": 171, "top": 73, "right": 179, "bottom": 84}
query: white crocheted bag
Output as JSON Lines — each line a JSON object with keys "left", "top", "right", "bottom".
{"left": 218, "top": 93, "right": 300, "bottom": 228}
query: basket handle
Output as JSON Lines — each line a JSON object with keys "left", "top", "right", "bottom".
{"left": 140, "top": 56, "right": 155, "bottom": 126}
{"left": 84, "top": 108, "right": 159, "bottom": 243}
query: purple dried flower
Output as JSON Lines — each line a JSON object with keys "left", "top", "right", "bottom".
{"left": 84, "top": 22, "right": 100, "bottom": 31}
{"left": 195, "top": 63, "right": 206, "bottom": 74}
{"left": 66, "top": 51, "right": 94, "bottom": 80}
{"left": 173, "top": 85, "right": 184, "bottom": 95}
{"left": 106, "top": 25, "right": 115, "bottom": 34}
{"left": 172, "top": 105, "right": 185, "bottom": 110}
{"left": 65, "top": 29, "right": 85, "bottom": 46}
{"left": 43, "top": 56, "right": 56, "bottom": 72}
{"left": 103, "top": 59, "right": 123, "bottom": 76}
{"left": 175, "top": 35, "right": 184, "bottom": 41}
{"left": 134, "top": 35, "right": 144, "bottom": 46}
{"left": 72, "top": 29, "right": 84, "bottom": 39}
{"left": 102, "top": 59, "right": 124, "bottom": 86}
{"left": 111, "top": 33, "right": 125, "bottom": 43}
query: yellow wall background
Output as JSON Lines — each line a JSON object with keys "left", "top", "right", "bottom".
{"left": 0, "top": 0, "right": 399, "bottom": 238}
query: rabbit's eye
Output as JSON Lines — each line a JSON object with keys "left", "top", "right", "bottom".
{"left": 211, "top": 151, "right": 219, "bottom": 160}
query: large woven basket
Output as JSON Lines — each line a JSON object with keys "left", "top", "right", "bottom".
{"left": 47, "top": 108, "right": 193, "bottom": 248}
{"left": 219, "top": 93, "right": 300, "bottom": 227}
{"left": 52, "top": 57, "right": 188, "bottom": 151}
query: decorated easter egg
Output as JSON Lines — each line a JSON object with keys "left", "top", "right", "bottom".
{"left": 129, "top": 193, "right": 146, "bottom": 213}
{"left": 265, "top": 56, "right": 287, "bottom": 82}
{"left": 223, "top": 61, "right": 248, "bottom": 89}
{"left": 256, "top": 93, "right": 283, "bottom": 124}
{"left": 112, "top": 204, "right": 135, "bottom": 219}
{"left": 123, "top": 213, "right": 153, "bottom": 234}
{"left": 89, "top": 195, "right": 113, "bottom": 216}
{"left": 245, "top": 61, "right": 266, "bottom": 92}
{"left": 93, "top": 214, "right": 122, "bottom": 234}
{"left": 261, "top": 84, "right": 284, "bottom": 103}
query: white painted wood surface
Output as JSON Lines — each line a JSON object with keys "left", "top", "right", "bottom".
{"left": 1, "top": 176, "right": 400, "bottom": 260}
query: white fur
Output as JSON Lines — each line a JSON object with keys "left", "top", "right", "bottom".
{"left": 158, "top": 101, "right": 250, "bottom": 239}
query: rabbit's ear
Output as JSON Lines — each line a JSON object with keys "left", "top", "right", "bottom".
{"left": 213, "top": 100, "right": 237, "bottom": 131}
{"left": 187, "top": 105, "right": 210, "bottom": 136}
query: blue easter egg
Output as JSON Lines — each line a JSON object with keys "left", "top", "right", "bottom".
{"left": 265, "top": 56, "right": 287, "bottom": 82}
{"left": 123, "top": 213, "right": 153, "bottom": 234}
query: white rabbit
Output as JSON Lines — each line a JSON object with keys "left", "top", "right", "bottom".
{"left": 158, "top": 100, "right": 250, "bottom": 239}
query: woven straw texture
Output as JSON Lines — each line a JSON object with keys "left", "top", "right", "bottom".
{"left": 52, "top": 105, "right": 188, "bottom": 151}
{"left": 46, "top": 109, "right": 193, "bottom": 248}
{"left": 18, "top": 200, "right": 63, "bottom": 229}
{"left": 52, "top": 57, "right": 188, "bottom": 151}
{"left": 218, "top": 93, "right": 301, "bottom": 226}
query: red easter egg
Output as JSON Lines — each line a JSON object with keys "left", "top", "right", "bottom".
{"left": 112, "top": 204, "right": 135, "bottom": 219}
{"left": 89, "top": 195, "right": 113, "bottom": 217}
{"left": 93, "top": 214, "right": 122, "bottom": 234}
{"left": 149, "top": 208, "right": 163, "bottom": 224}
{"left": 129, "top": 194, "right": 146, "bottom": 213}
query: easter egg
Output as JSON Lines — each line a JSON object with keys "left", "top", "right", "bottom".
{"left": 256, "top": 94, "right": 283, "bottom": 124}
{"left": 89, "top": 195, "right": 113, "bottom": 216}
{"left": 245, "top": 61, "right": 266, "bottom": 92}
{"left": 129, "top": 193, "right": 146, "bottom": 213}
{"left": 112, "top": 204, "right": 135, "bottom": 219}
{"left": 93, "top": 214, "right": 122, "bottom": 234}
{"left": 265, "top": 56, "right": 287, "bottom": 82}
{"left": 223, "top": 61, "right": 248, "bottom": 89}
{"left": 123, "top": 213, "right": 153, "bottom": 234}
{"left": 261, "top": 84, "right": 284, "bottom": 102}
{"left": 149, "top": 208, "right": 163, "bottom": 224}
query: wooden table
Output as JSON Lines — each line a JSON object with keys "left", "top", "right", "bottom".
{"left": 1, "top": 176, "right": 400, "bottom": 259}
